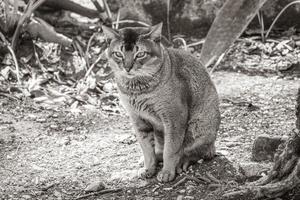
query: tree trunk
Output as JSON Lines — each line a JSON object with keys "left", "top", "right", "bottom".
{"left": 224, "top": 89, "right": 300, "bottom": 199}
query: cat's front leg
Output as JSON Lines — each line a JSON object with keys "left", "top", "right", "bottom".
{"left": 157, "top": 110, "right": 188, "bottom": 182}
{"left": 132, "top": 116, "right": 157, "bottom": 179}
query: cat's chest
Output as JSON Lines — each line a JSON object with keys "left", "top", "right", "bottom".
{"left": 119, "top": 92, "right": 164, "bottom": 126}
{"left": 121, "top": 93, "right": 158, "bottom": 115}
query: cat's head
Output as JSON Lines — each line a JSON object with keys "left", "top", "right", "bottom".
{"left": 102, "top": 23, "right": 164, "bottom": 78}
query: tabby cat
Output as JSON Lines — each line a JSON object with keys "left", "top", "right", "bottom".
{"left": 102, "top": 23, "right": 220, "bottom": 182}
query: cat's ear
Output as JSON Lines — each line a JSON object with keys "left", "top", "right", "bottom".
{"left": 102, "top": 25, "right": 120, "bottom": 41}
{"left": 143, "top": 22, "right": 163, "bottom": 42}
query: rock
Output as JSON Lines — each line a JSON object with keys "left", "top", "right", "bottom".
{"left": 36, "top": 118, "right": 46, "bottom": 123}
{"left": 21, "top": 194, "right": 32, "bottom": 199}
{"left": 185, "top": 196, "right": 195, "bottom": 200}
{"left": 239, "top": 162, "right": 271, "bottom": 178}
{"left": 50, "top": 124, "right": 58, "bottom": 130}
{"left": 66, "top": 126, "right": 75, "bottom": 132}
{"left": 252, "top": 134, "right": 287, "bottom": 162}
{"left": 84, "top": 181, "right": 106, "bottom": 192}
{"left": 177, "top": 195, "right": 184, "bottom": 200}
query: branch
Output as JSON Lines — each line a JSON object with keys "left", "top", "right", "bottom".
{"left": 11, "top": 0, "right": 47, "bottom": 50}
{"left": 26, "top": 17, "right": 72, "bottom": 46}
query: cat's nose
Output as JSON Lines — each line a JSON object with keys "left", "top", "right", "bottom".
{"left": 124, "top": 64, "right": 134, "bottom": 72}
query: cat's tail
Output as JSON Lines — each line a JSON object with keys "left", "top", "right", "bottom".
{"left": 199, "top": 0, "right": 267, "bottom": 67}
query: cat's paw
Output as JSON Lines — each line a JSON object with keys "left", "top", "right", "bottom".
{"left": 138, "top": 167, "right": 156, "bottom": 179}
{"left": 176, "top": 158, "right": 192, "bottom": 173}
{"left": 157, "top": 169, "right": 175, "bottom": 182}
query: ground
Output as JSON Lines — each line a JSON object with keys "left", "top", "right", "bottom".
{"left": 1, "top": 69, "right": 299, "bottom": 200}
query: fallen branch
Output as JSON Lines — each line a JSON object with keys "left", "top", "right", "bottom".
{"left": 27, "top": 17, "right": 72, "bottom": 46}
{"left": 75, "top": 188, "right": 122, "bottom": 200}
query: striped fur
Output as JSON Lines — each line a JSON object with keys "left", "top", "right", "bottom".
{"left": 103, "top": 24, "right": 220, "bottom": 182}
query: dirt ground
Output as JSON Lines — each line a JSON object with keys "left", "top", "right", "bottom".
{"left": 1, "top": 70, "right": 299, "bottom": 200}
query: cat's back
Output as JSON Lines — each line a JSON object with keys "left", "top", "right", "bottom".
{"left": 165, "top": 48, "right": 213, "bottom": 89}
{"left": 165, "top": 47, "right": 219, "bottom": 111}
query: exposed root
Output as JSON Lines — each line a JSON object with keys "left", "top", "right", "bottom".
{"left": 224, "top": 134, "right": 300, "bottom": 199}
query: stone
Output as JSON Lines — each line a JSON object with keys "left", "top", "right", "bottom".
{"left": 177, "top": 195, "right": 184, "bottom": 200}
{"left": 66, "top": 126, "right": 75, "bottom": 132}
{"left": 252, "top": 134, "right": 287, "bottom": 162}
{"left": 36, "top": 118, "right": 46, "bottom": 123}
{"left": 239, "top": 162, "right": 271, "bottom": 178}
{"left": 84, "top": 181, "right": 106, "bottom": 192}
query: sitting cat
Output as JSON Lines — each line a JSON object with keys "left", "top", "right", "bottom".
{"left": 102, "top": 23, "right": 220, "bottom": 182}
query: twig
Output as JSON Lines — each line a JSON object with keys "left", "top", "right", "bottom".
{"left": 85, "top": 32, "right": 98, "bottom": 71}
{"left": 84, "top": 47, "right": 107, "bottom": 79}
{"left": 90, "top": 0, "right": 105, "bottom": 13}
{"left": 114, "top": 9, "right": 121, "bottom": 29}
{"left": 33, "top": 44, "right": 47, "bottom": 72}
{"left": 265, "top": 0, "right": 300, "bottom": 39}
{"left": 14, "top": 140, "right": 22, "bottom": 158}
{"left": 206, "top": 172, "right": 220, "bottom": 183}
{"left": 75, "top": 188, "right": 122, "bottom": 200}
{"left": 173, "top": 176, "right": 187, "bottom": 188}
{"left": 186, "top": 175, "right": 206, "bottom": 184}
{"left": 196, "top": 175, "right": 212, "bottom": 184}
{"left": 210, "top": 52, "right": 225, "bottom": 74}
{"left": 112, "top": 20, "right": 150, "bottom": 27}
{"left": 257, "top": 10, "right": 265, "bottom": 43}
{"left": 102, "top": 0, "right": 112, "bottom": 22}
{"left": 73, "top": 39, "right": 88, "bottom": 71}
{"left": 0, "top": 30, "right": 21, "bottom": 84}
{"left": 7, "top": 45, "right": 21, "bottom": 84}
{"left": 186, "top": 39, "right": 205, "bottom": 47}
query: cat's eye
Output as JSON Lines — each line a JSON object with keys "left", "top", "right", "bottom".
{"left": 135, "top": 52, "right": 147, "bottom": 59}
{"left": 112, "top": 51, "right": 123, "bottom": 59}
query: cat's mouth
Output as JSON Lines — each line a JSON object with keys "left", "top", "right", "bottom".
{"left": 123, "top": 70, "right": 138, "bottom": 77}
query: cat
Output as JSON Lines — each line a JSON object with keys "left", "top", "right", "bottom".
{"left": 102, "top": 23, "right": 220, "bottom": 182}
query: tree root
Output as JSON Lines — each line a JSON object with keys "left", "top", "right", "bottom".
{"left": 224, "top": 133, "right": 300, "bottom": 199}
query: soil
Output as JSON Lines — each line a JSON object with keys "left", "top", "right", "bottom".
{"left": 1, "top": 71, "right": 299, "bottom": 200}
